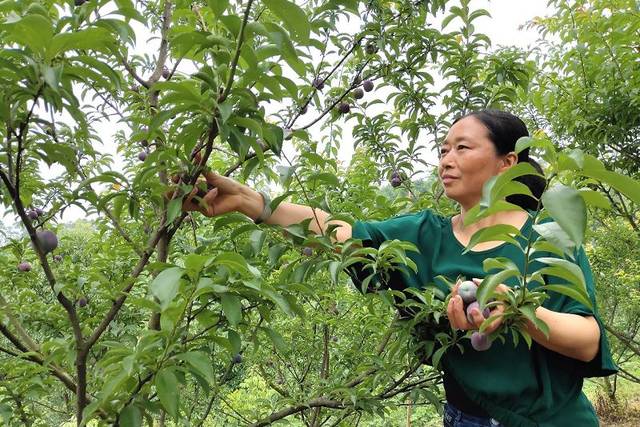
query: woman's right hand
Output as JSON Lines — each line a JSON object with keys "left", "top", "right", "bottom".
{"left": 181, "top": 170, "right": 248, "bottom": 218}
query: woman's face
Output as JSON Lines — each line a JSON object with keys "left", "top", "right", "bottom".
{"left": 438, "top": 116, "right": 515, "bottom": 209}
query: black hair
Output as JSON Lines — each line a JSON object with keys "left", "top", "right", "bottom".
{"left": 453, "top": 109, "right": 546, "bottom": 211}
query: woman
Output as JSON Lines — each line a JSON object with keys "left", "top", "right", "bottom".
{"left": 183, "top": 109, "right": 616, "bottom": 426}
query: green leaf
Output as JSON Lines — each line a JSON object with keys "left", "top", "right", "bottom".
{"left": 228, "top": 330, "right": 241, "bottom": 354}
{"left": 175, "top": 351, "right": 215, "bottom": 386}
{"left": 155, "top": 368, "right": 179, "bottom": 419}
{"left": 207, "top": 0, "right": 229, "bottom": 16}
{"left": 540, "top": 284, "right": 593, "bottom": 311}
{"left": 464, "top": 200, "right": 523, "bottom": 226}
{"left": 263, "top": 0, "right": 310, "bottom": 43}
{"left": 214, "top": 252, "right": 254, "bottom": 277}
{"left": 476, "top": 269, "right": 521, "bottom": 308}
{"left": 3, "top": 14, "right": 53, "bottom": 56}
{"left": 166, "top": 198, "right": 182, "bottom": 225}
{"left": 464, "top": 224, "right": 522, "bottom": 254}
{"left": 221, "top": 293, "right": 242, "bottom": 326}
{"left": 119, "top": 404, "right": 142, "bottom": 427}
{"left": 36, "top": 142, "right": 77, "bottom": 173}
{"left": 532, "top": 222, "right": 576, "bottom": 258}
{"left": 150, "top": 267, "right": 184, "bottom": 310}
{"left": 581, "top": 169, "right": 640, "bottom": 205}
{"left": 578, "top": 189, "right": 611, "bottom": 210}
{"left": 48, "top": 28, "right": 113, "bottom": 58}
{"left": 264, "top": 327, "right": 287, "bottom": 353}
{"left": 541, "top": 185, "right": 587, "bottom": 248}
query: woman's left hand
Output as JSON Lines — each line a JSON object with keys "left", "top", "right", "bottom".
{"left": 446, "top": 278, "right": 508, "bottom": 333}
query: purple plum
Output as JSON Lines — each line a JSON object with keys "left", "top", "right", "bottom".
{"left": 18, "top": 261, "right": 31, "bottom": 272}
{"left": 466, "top": 301, "right": 490, "bottom": 324}
{"left": 363, "top": 80, "right": 374, "bottom": 92}
{"left": 458, "top": 280, "right": 477, "bottom": 304}
{"left": 312, "top": 77, "right": 325, "bottom": 90}
{"left": 470, "top": 331, "right": 492, "bottom": 351}
{"left": 36, "top": 230, "right": 58, "bottom": 254}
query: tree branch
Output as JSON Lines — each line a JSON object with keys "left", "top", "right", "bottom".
{"left": 219, "top": 0, "right": 255, "bottom": 103}
{"left": 250, "top": 398, "right": 345, "bottom": 427}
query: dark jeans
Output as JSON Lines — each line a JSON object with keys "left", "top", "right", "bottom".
{"left": 443, "top": 402, "right": 503, "bottom": 427}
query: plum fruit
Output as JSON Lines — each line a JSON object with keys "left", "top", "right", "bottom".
{"left": 18, "top": 261, "right": 31, "bottom": 272}
{"left": 458, "top": 280, "right": 477, "bottom": 304}
{"left": 312, "top": 77, "right": 324, "bottom": 90}
{"left": 363, "top": 80, "right": 374, "bottom": 92}
{"left": 466, "top": 301, "right": 490, "bottom": 324}
{"left": 338, "top": 102, "right": 350, "bottom": 114}
{"left": 353, "top": 88, "right": 364, "bottom": 99}
{"left": 470, "top": 331, "right": 492, "bottom": 351}
{"left": 36, "top": 230, "right": 58, "bottom": 254}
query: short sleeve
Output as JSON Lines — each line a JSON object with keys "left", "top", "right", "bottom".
{"left": 351, "top": 213, "right": 420, "bottom": 246}
{"left": 556, "top": 247, "right": 618, "bottom": 378}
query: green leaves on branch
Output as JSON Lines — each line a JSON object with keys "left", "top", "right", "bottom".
{"left": 155, "top": 368, "right": 179, "bottom": 419}
{"left": 542, "top": 185, "right": 587, "bottom": 249}
{"left": 263, "top": 0, "right": 310, "bottom": 43}
{"left": 150, "top": 267, "right": 185, "bottom": 310}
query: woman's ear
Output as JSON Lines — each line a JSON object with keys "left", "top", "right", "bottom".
{"left": 500, "top": 151, "right": 518, "bottom": 171}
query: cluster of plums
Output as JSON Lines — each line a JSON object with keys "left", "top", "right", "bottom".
{"left": 27, "top": 207, "right": 44, "bottom": 221}
{"left": 311, "top": 75, "right": 375, "bottom": 116}
{"left": 457, "top": 280, "right": 493, "bottom": 351}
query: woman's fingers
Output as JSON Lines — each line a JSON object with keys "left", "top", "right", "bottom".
{"left": 483, "top": 304, "right": 505, "bottom": 334}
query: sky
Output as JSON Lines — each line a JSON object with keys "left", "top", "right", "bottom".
{"left": 1, "top": 0, "right": 553, "bottom": 228}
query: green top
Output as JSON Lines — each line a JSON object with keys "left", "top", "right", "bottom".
{"left": 352, "top": 209, "right": 617, "bottom": 427}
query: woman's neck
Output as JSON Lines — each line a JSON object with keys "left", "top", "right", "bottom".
{"left": 454, "top": 205, "right": 529, "bottom": 236}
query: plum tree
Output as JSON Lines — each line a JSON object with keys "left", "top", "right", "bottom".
{"left": 458, "top": 280, "right": 477, "bottom": 304}
{"left": 36, "top": 230, "right": 58, "bottom": 254}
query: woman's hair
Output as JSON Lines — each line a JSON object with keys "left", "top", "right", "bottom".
{"left": 453, "top": 109, "right": 547, "bottom": 210}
